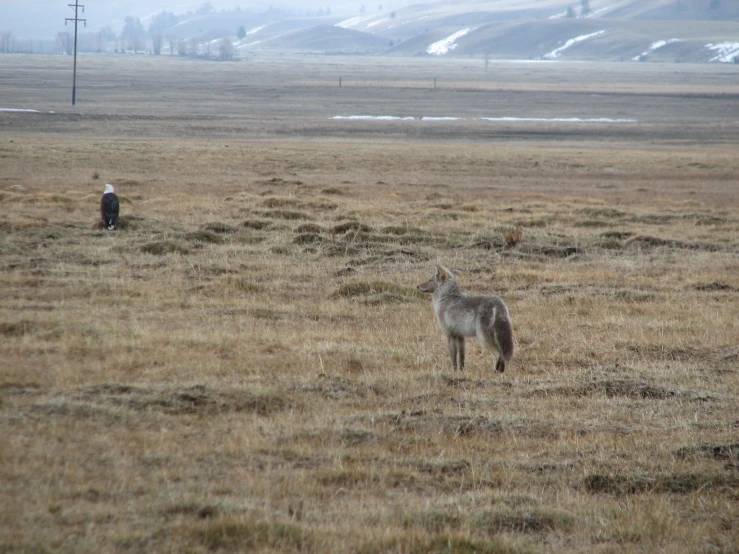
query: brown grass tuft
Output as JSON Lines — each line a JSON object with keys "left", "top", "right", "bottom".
{"left": 139, "top": 240, "right": 190, "bottom": 255}
{"left": 193, "top": 517, "right": 314, "bottom": 552}
{"left": 186, "top": 230, "right": 225, "bottom": 244}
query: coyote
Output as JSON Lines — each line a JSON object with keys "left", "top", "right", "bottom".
{"left": 418, "top": 265, "right": 514, "bottom": 372}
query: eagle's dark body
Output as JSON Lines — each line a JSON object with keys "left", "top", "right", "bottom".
{"left": 101, "top": 184, "right": 119, "bottom": 230}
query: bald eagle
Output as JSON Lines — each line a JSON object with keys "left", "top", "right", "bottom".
{"left": 101, "top": 184, "right": 120, "bottom": 230}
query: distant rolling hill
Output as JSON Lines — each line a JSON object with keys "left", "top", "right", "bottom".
{"left": 229, "top": 0, "right": 739, "bottom": 63}
{"left": 242, "top": 25, "right": 390, "bottom": 54}
{"left": 382, "top": 19, "right": 739, "bottom": 63}
{"left": 603, "top": 0, "right": 739, "bottom": 21}
{"left": 4, "top": 0, "right": 737, "bottom": 62}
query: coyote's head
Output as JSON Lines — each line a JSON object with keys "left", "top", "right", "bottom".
{"left": 417, "top": 265, "right": 454, "bottom": 294}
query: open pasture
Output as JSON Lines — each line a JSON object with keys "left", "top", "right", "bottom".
{"left": 1, "top": 54, "right": 738, "bottom": 553}
{"left": 1, "top": 53, "right": 739, "bottom": 142}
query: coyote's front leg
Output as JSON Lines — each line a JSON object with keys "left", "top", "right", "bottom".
{"left": 447, "top": 335, "right": 465, "bottom": 370}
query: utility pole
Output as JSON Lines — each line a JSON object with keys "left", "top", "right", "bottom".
{"left": 65, "top": 1, "right": 86, "bottom": 106}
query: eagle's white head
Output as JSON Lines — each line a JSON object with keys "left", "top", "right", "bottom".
{"left": 104, "top": 184, "right": 115, "bottom": 194}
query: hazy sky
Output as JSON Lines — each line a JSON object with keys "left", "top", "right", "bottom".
{"left": 0, "top": 1, "right": 373, "bottom": 38}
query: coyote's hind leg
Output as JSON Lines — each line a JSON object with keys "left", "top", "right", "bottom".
{"left": 477, "top": 319, "right": 504, "bottom": 373}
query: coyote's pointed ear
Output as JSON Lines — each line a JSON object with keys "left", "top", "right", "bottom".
{"left": 437, "top": 265, "right": 449, "bottom": 282}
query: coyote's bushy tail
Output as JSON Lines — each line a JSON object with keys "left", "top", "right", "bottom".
{"left": 478, "top": 298, "right": 514, "bottom": 373}
{"left": 493, "top": 313, "right": 514, "bottom": 372}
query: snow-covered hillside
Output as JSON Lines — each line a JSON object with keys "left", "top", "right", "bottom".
{"left": 3, "top": 0, "right": 737, "bottom": 63}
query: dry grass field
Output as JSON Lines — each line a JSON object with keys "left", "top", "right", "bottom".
{"left": 1, "top": 54, "right": 738, "bottom": 553}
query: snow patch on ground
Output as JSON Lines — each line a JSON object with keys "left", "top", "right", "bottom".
{"left": 427, "top": 28, "right": 474, "bottom": 55}
{"left": 632, "top": 39, "right": 681, "bottom": 61}
{"left": 543, "top": 30, "right": 605, "bottom": 59}
{"left": 336, "top": 15, "right": 375, "bottom": 29}
{"left": 367, "top": 18, "right": 390, "bottom": 28}
{"left": 208, "top": 37, "right": 234, "bottom": 48}
{"left": 0, "top": 108, "right": 40, "bottom": 113}
{"left": 247, "top": 25, "right": 266, "bottom": 36}
{"left": 584, "top": 6, "right": 612, "bottom": 18}
{"left": 388, "top": 15, "right": 429, "bottom": 29}
{"left": 706, "top": 42, "right": 739, "bottom": 63}
{"left": 234, "top": 38, "right": 259, "bottom": 49}
{"left": 237, "top": 32, "right": 287, "bottom": 49}
{"left": 332, "top": 115, "right": 415, "bottom": 121}
{"left": 551, "top": 5, "right": 612, "bottom": 19}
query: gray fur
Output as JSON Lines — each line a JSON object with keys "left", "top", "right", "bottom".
{"left": 418, "top": 265, "right": 514, "bottom": 372}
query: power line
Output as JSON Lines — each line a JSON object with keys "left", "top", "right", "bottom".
{"left": 65, "top": 1, "right": 86, "bottom": 106}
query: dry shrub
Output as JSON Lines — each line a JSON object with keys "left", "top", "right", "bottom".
{"left": 293, "top": 233, "right": 325, "bottom": 245}
{"left": 242, "top": 219, "right": 270, "bottom": 230}
{"left": 580, "top": 473, "right": 739, "bottom": 495}
{"left": 332, "top": 221, "right": 373, "bottom": 234}
{"left": 162, "top": 502, "right": 220, "bottom": 519}
{"left": 203, "top": 222, "right": 236, "bottom": 234}
{"left": 186, "top": 230, "right": 225, "bottom": 244}
{"left": 332, "top": 280, "right": 422, "bottom": 300}
{"left": 475, "top": 510, "right": 575, "bottom": 534}
{"left": 139, "top": 240, "right": 190, "bottom": 255}
{"left": 193, "top": 517, "right": 314, "bottom": 552}
{"left": 259, "top": 209, "right": 310, "bottom": 220}
{"left": 382, "top": 225, "right": 426, "bottom": 236}
{"left": 356, "top": 534, "right": 518, "bottom": 554}
{"left": 262, "top": 197, "right": 300, "bottom": 208}
{"left": 504, "top": 226, "right": 523, "bottom": 247}
{"left": 0, "top": 320, "right": 35, "bottom": 337}
{"left": 295, "top": 223, "right": 324, "bottom": 234}
{"left": 223, "top": 276, "right": 263, "bottom": 293}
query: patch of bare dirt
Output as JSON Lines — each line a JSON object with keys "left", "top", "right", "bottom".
{"left": 0, "top": 382, "right": 44, "bottom": 396}
{"left": 625, "top": 234, "right": 727, "bottom": 252}
{"left": 241, "top": 219, "right": 271, "bottom": 230}
{"left": 694, "top": 281, "right": 737, "bottom": 292}
{"left": 354, "top": 411, "right": 561, "bottom": 439}
{"left": 291, "top": 373, "right": 383, "bottom": 400}
{"left": 538, "top": 284, "right": 653, "bottom": 302}
{"left": 580, "top": 472, "right": 739, "bottom": 495}
{"left": 676, "top": 443, "right": 739, "bottom": 462}
{"left": 295, "top": 223, "right": 324, "bottom": 234}
{"left": 139, "top": 240, "right": 191, "bottom": 255}
{"left": 331, "top": 221, "right": 373, "bottom": 234}
{"left": 529, "top": 377, "right": 714, "bottom": 402}
{"left": 255, "top": 177, "right": 304, "bottom": 187}
{"left": 21, "top": 384, "right": 290, "bottom": 420}
{"left": 475, "top": 510, "right": 574, "bottom": 534}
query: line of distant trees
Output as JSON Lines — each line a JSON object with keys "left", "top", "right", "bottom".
{"left": 0, "top": 28, "right": 119, "bottom": 54}
{"left": 566, "top": 0, "right": 591, "bottom": 18}
{"left": 0, "top": 30, "right": 14, "bottom": 52}
{"left": 0, "top": 1, "right": 343, "bottom": 57}
{"left": 104, "top": 3, "right": 239, "bottom": 58}
{"left": 0, "top": 27, "right": 235, "bottom": 59}
{"left": 0, "top": 31, "right": 54, "bottom": 54}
